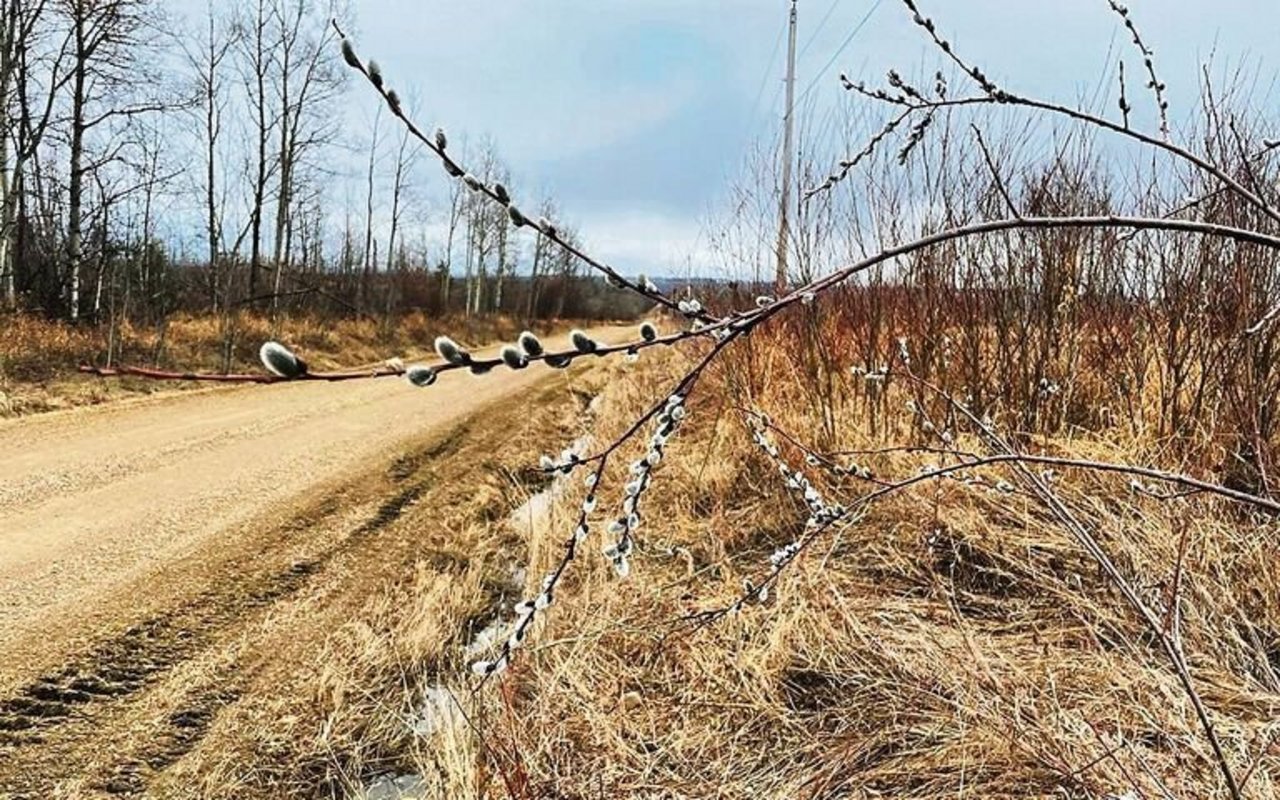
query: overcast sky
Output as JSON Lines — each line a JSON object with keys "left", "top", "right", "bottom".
{"left": 175, "top": 1, "right": 1280, "bottom": 277}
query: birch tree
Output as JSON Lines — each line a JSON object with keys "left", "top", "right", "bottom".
{"left": 0, "top": 0, "right": 68, "bottom": 308}
{"left": 179, "top": 1, "right": 236, "bottom": 311}
{"left": 61, "top": 0, "right": 170, "bottom": 320}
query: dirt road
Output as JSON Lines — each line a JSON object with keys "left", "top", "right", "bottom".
{"left": 0, "top": 328, "right": 624, "bottom": 798}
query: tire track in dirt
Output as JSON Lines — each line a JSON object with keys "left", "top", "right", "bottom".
{"left": 0, "top": 426, "right": 466, "bottom": 797}
{"left": 0, "top": 327, "right": 624, "bottom": 798}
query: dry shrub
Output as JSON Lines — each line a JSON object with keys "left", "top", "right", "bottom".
{"left": 370, "top": 331, "right": 1280, "bottom": 799}
{"left": 0, "top": 313, "right": 101, "bottom": 381}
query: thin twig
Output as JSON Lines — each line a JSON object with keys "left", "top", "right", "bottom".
{"left": 971, "top": 124, "right": 1021, "bottom": 219}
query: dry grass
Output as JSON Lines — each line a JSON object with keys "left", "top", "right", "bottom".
{"left": 303, "top": 323, "right": 1280, "bottom": 799}
{"left": 0, "top": 311, "right": 560, "bottom": 416}
{"left": 128, "top": 364, "right": 616, "bottom": 800}
{"left": 15, "top": 309, "right": 1272, "bottom": 797}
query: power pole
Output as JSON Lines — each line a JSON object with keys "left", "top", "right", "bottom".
{"left": 774, "top": 0, "right": 798, "bottom": 295}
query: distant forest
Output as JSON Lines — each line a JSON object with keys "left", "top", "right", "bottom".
{"left": 0, "top": 0, "right": 654, "bottom": 325}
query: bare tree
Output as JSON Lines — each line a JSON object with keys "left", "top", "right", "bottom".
{"left": 463, "top": 142, "right": 505, "bottom": 316}
{"left": 179, "top": 1, "right": 236, "bottom": 312}
{"left": 491, "top": 162, "right": 512, "bottom": 312}
{"left": 0, "top": 0, "right": 69, "bottom": 308}
{"left": 440, "top": 166, "right": 464, "bottom": 310}
{"left": 552, "top": 226, "right": 580, "bottom": 319}
{"left": 524, "top": 197, "right": 557, "bottom": 320}
{"left": 0, "top": 0, "right": 33, "bottom": 306}
{"left": 359, "top": 104, "right": 380, "bottom": 309}
{"left": 232, "top": 0, "right": 343, "bottom": 310}
{"left": 60, "top": 0, "right": 170, "bottom": 321}
{"left": 384, "top": 122, "right": 418, "bottom": 315}
{"left": 237, "top": 0, "right": 274, "bottom": 302}
{"left": 267, "top": 0, "right": 344, "bottom": 310}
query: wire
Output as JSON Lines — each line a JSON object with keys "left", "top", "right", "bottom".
{"left": 798, "top": 0, "right": 844, "bottom": 61}
{"left": 747, "top": 17, "right": 789, "bottom": 127}
{"left": 795, "top": 0, "right": 885, "bottom": 107}
{"left": 696, "top": 11, "right": 790, "bottom": 279}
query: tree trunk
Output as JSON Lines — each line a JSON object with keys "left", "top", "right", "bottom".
{"left": 67, "top": 5, "right": 86, "bottom": 321}
{"left": 494, "top": 217, "right": 508, "bottom": 312}
{"left": 463, "top": 212, "right": 474, "bottom": 318}
{"left": 248, "top": 0, "right": 268, "bottom": 301}
{"left": 0, "top": 100, "right": 12, "bottom": 309}
{"left": 525, "top": 240, "right": 544, "bottom": 321}
{"left": 270, "top": 23, "right": 292, "bottom": 316}
{"left": 204, "top": 12, "right": 220, "bottom": 312}
{"left": 0, "top": 1, "right": 10, "bottom": 307}
{"left": 359, "top": 108, "right": 379, "bottom": 311}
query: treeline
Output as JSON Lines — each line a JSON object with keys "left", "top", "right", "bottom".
{"left": 0, "top": 0, "right": 634, "bottom": 326}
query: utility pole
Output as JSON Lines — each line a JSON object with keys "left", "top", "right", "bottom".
{"left": 774, "top": 0, "right": 798, "bottom": 295}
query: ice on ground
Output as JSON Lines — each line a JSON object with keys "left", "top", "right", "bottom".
{"left": 407, "top": 684, "right": 464, "bottom": 738}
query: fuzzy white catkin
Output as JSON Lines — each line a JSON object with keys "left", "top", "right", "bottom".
{"left": 340, "top": 38, "right": 360, "bottom": 68}
{"left": 500, "top": 345, "right": 527, "bottom": 369}
{"left": 405, "top": 365, "right": 437, "bottom": 387}
{"left": 518, "top": 331, "right": 544, "bottom": 357}
{"left": 434, "top": 336, "right": 468, "bottom": 365}
{"left": 570, "top": 329, "right": 597, "bottom": 354}
{"left": 259, "top": 342, "right": 307, "bottom": 378}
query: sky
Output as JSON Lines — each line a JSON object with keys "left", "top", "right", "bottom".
{"left": 173, "top": 0, "right": 1280, "bottom": 278}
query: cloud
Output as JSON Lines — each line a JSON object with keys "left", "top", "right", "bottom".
{"left": 168, "top": 0, "right": 1280, "bottom": 279}
{"left": 577, "top": 211, "right": 718, "bottom": 278}
{"left": 520, "top": 79, "right": 700, "bottom": 162}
